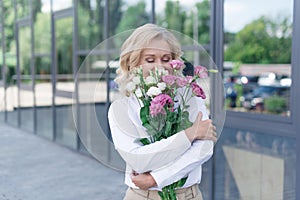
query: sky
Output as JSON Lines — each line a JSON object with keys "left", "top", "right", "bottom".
{"left": 224, "top": 0, "right": 293, "bottom": 32}
{"left": 42, "top": 0, "right": 293, "bottom": 33}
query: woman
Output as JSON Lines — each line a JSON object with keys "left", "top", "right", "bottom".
{"left": 108, "top": 23, "right": 217, "bottom": 200}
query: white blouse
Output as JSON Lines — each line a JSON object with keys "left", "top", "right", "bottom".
{"left": 108, "top": 94, "right": 214, "bottom": 190}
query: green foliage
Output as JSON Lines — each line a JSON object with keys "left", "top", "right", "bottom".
{"left": 78, "top": 0, "right": 122, "bottom": 49}
{"left": 225, "top": 16, "right": 292, "bottom": 64}
{"left": 179, "top": 110, "right": 193, "bottom": 130}
{"left": 161, "top": 1, "right": 186, "bottom": 33}
{"left": 116, "top": 1, "right": 150, "bottom": 34}
{"left": 3, "top": 0, "right": 15, "bottom": 51}
{"left": 232, "top": 62, "right": 241, "bottom": 75}
{"left": 183, "top": 0, "right": 210, "bottom": 44}
{"left": 2, "top": 0, "right": 41, "bottom": 51}
{"left": 158, "top": 177, "right": 188, "bottom": 200}
{"left": 264, "top": 96, "right": 287, "bottom": 114}
{"left": 19, "top": 27, "right": 31, "bottom": 76}
{"left": 34, "top": 13, "right": 51, "bottom": 53}
{"left": 56, "top": 17, "right": 73, "bottom": 74}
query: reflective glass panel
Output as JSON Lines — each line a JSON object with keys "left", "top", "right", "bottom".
{"left": 0, "top": 28, "right": 4, "bottom": 121}
{"left": 215, "top": 128, "right": 296, "bottom": 199}
{"left": 77, "top": 0, "right": 104, "bottom": 50}
{"left": 55, "top": 17, "right": 76, "bottom": 148}
{"left": 34, "top": 0, "right": 53, "bottom": 139}
{"left": 114, "top": 0, "right": 152, "bottom": 35}
{"left": 19, "top": 26, "right": 34, "bottom": 131}
{"left": 157, "top": 0, "right": 210, "bottom": 45}
{"left": 223, "top": 0, "right": 293, "bottom": 116}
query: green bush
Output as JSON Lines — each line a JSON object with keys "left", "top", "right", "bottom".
{"left": 264, "top": 96, "right": 287, "bottom": 114}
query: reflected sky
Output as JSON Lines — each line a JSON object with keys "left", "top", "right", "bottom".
{"left": 225, "top": 0, "right": 293, "bottom": 32}
{"left": 40, "top": 0, "right": 294, "bottom": 33}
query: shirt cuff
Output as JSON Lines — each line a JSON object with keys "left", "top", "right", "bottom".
{"left": 178, "top": 130, "right": 192, "bottom": 146}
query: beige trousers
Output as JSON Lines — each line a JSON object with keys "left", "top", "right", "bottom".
{"left": 123, "top": 184, "right": 203, "bottom": 200}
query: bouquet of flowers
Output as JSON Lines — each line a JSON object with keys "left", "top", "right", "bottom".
{"left": 126, "top": 60, "right": 210, "bottom": 200}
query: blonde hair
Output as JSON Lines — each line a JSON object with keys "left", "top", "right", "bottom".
{"left": 115, "top": 23, "right": 183, "bottom": 96}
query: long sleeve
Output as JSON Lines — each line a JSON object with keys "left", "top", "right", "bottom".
{"left": 150, "top": 140, "right": 214, "bottom": 189}
{"left": 108, "top": 98, "right": 191, "bottom": 173}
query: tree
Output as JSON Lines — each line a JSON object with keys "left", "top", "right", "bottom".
{"left": 78, "top": 0, "right": 122, "bottom": 49}
{"left": 158, "top": 1, "right": 186, "bottom": 33}
{"left": 2, "top": 0, "right": 41, "bottom": 51}
{"left": 225, "top": 16, "right": 292, "bottom": 64}
{"left": 116, "top": 1, "right": 150, "bottom": 34}
{"left": 183, "top": 0, "right": 210, "bottom": 44}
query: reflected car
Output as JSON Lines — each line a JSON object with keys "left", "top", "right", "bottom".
{"left": 240, "top": 85, "right": 290, "bottom": 110}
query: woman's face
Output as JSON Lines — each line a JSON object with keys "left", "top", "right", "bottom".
{"left": 138, "top": 38, "right": 173, "bottom": 77}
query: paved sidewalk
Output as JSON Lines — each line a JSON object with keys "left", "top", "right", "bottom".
{"left": 0, "top": 123, "right": 127, "bottom": 200}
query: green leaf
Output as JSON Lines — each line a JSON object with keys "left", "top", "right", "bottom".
{"left": 176, "top": 177, "right": 188, "bottom": 188}
{"left": 138, "top": 138, "right": 151, "bottom": 145}
{"left": 164, "top": 121, "right": 173, "bottom": 137}
{"left": 158, "top": 191, "right": 164, "bottom": 199}
{"left": 143, "top": 123, "right": 157, "bottom": 136}
{"left": 167, "top": 111, "right": 177, "bottom": 123}
{"left": 140, "top": 106, "right": 149, "bottom": 125}
{"left": 179, "top": 111, "right": 193, "bottom": 130}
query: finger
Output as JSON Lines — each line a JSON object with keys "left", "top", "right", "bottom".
{"left": 210, "top": 134, "right": 217, "bottom": 142}
{"left": 212, "top": 136, "right": 217, "bottom": 143}
{"left": 213, "top": 131, "right": 217, "bottom": 137}
{"left": 197, "top": 112, "right": 203, "bottom": 121}
{"left": 211, "top": 124, "right": 217, "bottom": 131}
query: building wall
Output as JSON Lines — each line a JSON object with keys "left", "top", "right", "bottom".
{"left": 0, "top": 0, "right": 299, "bottom": 199}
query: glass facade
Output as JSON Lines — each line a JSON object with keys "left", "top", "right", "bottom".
{"left": 0, "top": 0, "right": 299, "bottom": 199}
{"left": 215, "top": 128, "right": 296, "bottom": 199}
{"left": 224, "top": 0, "right": 293, "bottom": 116}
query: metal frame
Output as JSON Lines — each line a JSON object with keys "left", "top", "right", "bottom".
{"left": 50, "top": 0, "right": 57, "bottom": 141}
{"left": 0, "top": 0, "right": 7, "bottom": 122}
{"left": 14, "top": 0, "right": 21, "bottom": 127}
{"left": 29, "top": 0, "right": 37, "bottom": 133}
{"left": 291, "top": 0, "right": 300, "bottom": 199}
{"left": 210, "top": 1, "right": 224, "bottom": 199}
{"left": 72, "top": 0, "right": 80, "bottom": 151}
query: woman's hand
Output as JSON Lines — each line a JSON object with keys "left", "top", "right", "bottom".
{"left": 131, "top": 171, "right": 157, "bottom": 190}
{"left": 185, "top": 112, "right": 217, "bottom": 142}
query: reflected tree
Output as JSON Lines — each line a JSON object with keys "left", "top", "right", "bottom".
{"left": 225, "top": 16, "right": 292, "bottom": 64}
{"left": 116, "top": 1, "right": 150, "bottom": 33}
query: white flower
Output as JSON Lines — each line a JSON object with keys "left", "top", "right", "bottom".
{"left": 146, "top": 86, "right": 162, "bottom": 97}
{"left": 157, "top": 82, "right": 166, "bottom": 91}
{"left": 126, "top": 81, "right": 136, "bottom": 92}
{"left": 135, "top": 88, "right": 143, "bottom": 98}
{"left": 145, "top": 76, "right": 156, "bottom": 85}
{"left": 132, "top": 76, "right": 140, "bottom": 85}
{"left": 157, "top": 68, "right": 169, "bottom": 76}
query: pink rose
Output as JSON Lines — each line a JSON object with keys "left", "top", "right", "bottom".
{"left": 191, "top": 82, "right": 206, "bottom": 99}
{"left": 185, "top": 76, "right": 193, "bottom": 83}
{"left": 194, "top": 66, "right": 208, "bottom": 78}
{"left": 150, "top": 94, "right": 174, "bottom": 117}
{"left": 169, "top": 60, "right": 184, "bottom": 70}
{"left": 162, "top": 75, "right": 177, "bottom": 86}
{"left": 149, "top": 103, "right": 165, "bottom": 117}
{"left": 176, "top": 77, "right": 188, "bottom": 88}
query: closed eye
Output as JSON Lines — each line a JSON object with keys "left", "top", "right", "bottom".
{"left": 145, "top": 58, "right": 155, "bottom": 63}
{"left": 162, "top": 56, "right": 171, "bottom": 63}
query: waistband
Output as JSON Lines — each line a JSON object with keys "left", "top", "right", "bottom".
{"left": 130, "top": 184, "right": 201, "bottom": 200}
